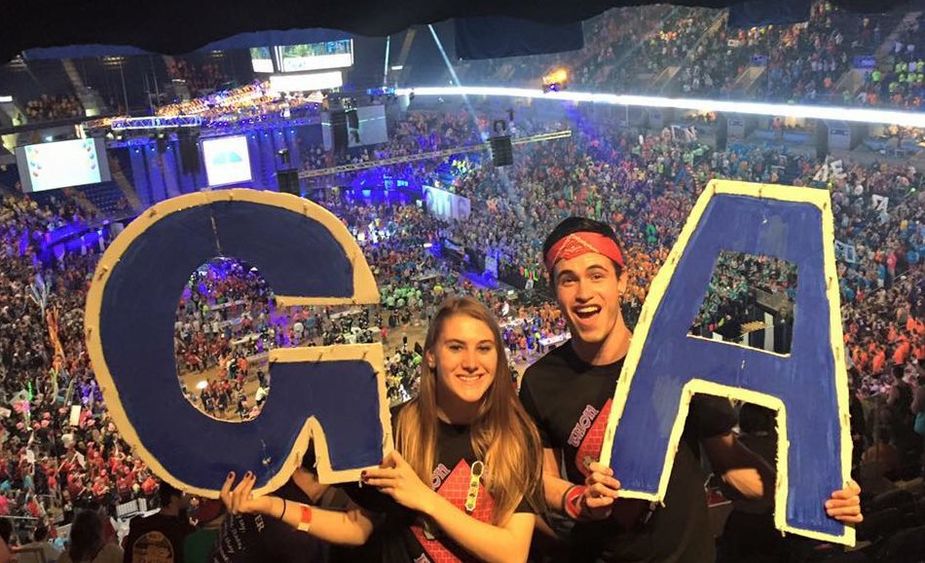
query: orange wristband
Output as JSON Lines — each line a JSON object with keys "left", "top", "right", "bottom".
{"left": 297, "top": 504, "right": 313, "bottom": 532}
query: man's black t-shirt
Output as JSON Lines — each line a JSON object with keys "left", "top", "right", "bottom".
{"left": 346, "top": 409, "right": 536, "bottom": 563}
{"left": 519, "top": 341, "right": 737, "bottom": 563}
{"left": 211, "top": 481, "right": 324, "bottom": 563}
{"left": 123, "top": 512, "right": 194, "bottom": 563}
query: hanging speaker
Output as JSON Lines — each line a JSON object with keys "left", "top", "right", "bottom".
{"left": 331, "top": 111, "right": 349, "bottom": 152}
{"left": 277, "top": 169, "right": 300, "bottom": 196}
{"left": 489, "top": 136, "right": 513, "bottom": 167}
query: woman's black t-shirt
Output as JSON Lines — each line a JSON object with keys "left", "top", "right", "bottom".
{"left": 344, "top": 410, "right": 536, "bottom": 563}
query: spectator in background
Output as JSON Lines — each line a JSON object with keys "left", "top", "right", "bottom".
{"left": 862, "top": 427, "right": 902, "bottom": 481}
{"left": 122, "top": 483, "right": 192, "bottom": 563}
{"left": 59, "top": 510, "right": 122, "bottom": 563}
{"left": 717, "top": 404, "right": 783, "bottom": 563}
{"left": 24, "top": 95, "right": 83, "bottom": 122}
{"left": 913, "top": 371, "right": 925, "bottom": 473}
{"left": 0, "top": 519, "right": 11, "bottom": 563}
{"left": 182, "top": 499, "right": 224, "bottom": 563}
{"left": 21, "top": 525, "right": 62, "bottom": 563}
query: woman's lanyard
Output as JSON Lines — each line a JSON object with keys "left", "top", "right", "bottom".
{"left": 423, "top": 460, "right": 485, "bottom": 540}
{"left": 464, "top": 461, "right": 484, "bottom": 514}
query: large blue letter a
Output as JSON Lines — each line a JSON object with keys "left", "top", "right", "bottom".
{"left": 600, "top": 180, "right": 854, "bottom": 545}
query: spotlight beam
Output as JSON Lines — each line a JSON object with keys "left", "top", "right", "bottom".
{"left": 426, "top": 25, "right": 482, "bottom": 135}
{"left": 395, "top": 86, "right": 925, "bottom": 128}
{"left": 382, "top": 35, "right": 391, "bottom": 87}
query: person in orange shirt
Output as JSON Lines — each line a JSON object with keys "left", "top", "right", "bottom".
{"left": 857, "top": 348, "right": 870, "bottom": 375}
{"left": 913, "top": 337, "right": 925, "bottom": 363}
{"left": 871, "top": 346, "right": 887, "bottom": 376}
{"left": 893, "top": 334, "right": 912, "bottom": 367}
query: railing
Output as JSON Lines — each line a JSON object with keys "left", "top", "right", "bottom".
{"left": 298, "top": 129, "right": 573, "bottom": 179}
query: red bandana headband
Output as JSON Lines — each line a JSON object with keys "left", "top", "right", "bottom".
{"left": 544, "top": 232, "right": 624, "bottom": 272}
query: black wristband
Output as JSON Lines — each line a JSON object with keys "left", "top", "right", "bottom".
{"left": 280, "top": 498, "right": 287, "bottom": 520}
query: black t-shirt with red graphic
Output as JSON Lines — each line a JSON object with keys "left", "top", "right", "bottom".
{"left": 519, "top": 341, "right": 736, "bottom": 563}
{"left": 344, "top": 410, "right": 535, "bottom": 563}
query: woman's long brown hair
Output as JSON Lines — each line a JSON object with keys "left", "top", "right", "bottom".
{"left": 394, "top": 296, "right": 545, "bottom": 522}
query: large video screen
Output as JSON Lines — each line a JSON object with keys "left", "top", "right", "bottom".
{"left": 280, "top": 40, "right": 353, "bottom": 73}
{"left": 321, "top": 105, "right": 390, "bottom": 151}
{"left": 348, "top": 106, "right": 389, "bottom": 148}
{"left": 202, "top": 136, "right": 252, "bottom": 187}
{"left": 250, "top": 47, "right": 273, "bottom": 73}
{"left": 15, "top": 138, "right": 111, "bottom": 193}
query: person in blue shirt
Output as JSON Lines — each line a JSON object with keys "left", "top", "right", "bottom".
{"left": 908, "top": 249, "right": 920, "bottom": 266}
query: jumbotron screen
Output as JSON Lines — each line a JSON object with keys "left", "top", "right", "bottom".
{"left": 280, "top": 40, "right": 353, "bottom": 73}
{"left": 15, "top": 138, "right": 112, "bottom": 193}
{"left": 249, "top": 47, "right": 273, "bottom": 73}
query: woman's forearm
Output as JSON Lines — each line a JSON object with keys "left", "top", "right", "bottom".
{"left": 256, "top": 495, "right": 374, "bottom": 546}
{"left": 421, "top": 494, "right": 533, "bottom": 563}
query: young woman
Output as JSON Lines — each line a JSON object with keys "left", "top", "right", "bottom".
{"left": 221, "top": 296, "right": 544, "bottom": 562}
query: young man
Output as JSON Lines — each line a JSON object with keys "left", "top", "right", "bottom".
{"left": 123, "top": 482, "right": 193, "bottom": 563}
{"left": 519, "top": 217, "right": 862, "bottom": 562}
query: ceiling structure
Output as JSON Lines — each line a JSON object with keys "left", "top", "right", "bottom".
{"left": 2, "top": 0, "right": 908, "bottom": 64}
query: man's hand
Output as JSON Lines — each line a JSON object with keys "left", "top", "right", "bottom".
{"left": 579, "top": 462, "right": 621, "bottom": 520}
{"left": 825, "top": 480, "right": 863, "bottom": 524}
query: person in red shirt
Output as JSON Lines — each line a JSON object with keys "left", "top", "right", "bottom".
{"left": 26, "top": 495, "right": 42, "bottom": 518}
{"left": 117, "top": 467, "right": 135, "bottom": 501}
{"left": 68, "top": 471, "right": 87, "bottom": 501}
{"left": 92, "top": 474, "right": 110, "bottom": 503}
{"left": 45, "top": 462, "right": 58, "bottom": 495}
{"left": 141, "top": 474, "right": 158, "bottom": 497}
{"left": 87, "top": 444, "right": 105, "bottom": 473}
{"left": 110, "top": 450, "right": 125, "bottom": 475}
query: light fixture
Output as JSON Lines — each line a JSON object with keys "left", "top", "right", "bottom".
{"left": 394, "top": 86, "right": 925, "bottom": 128}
